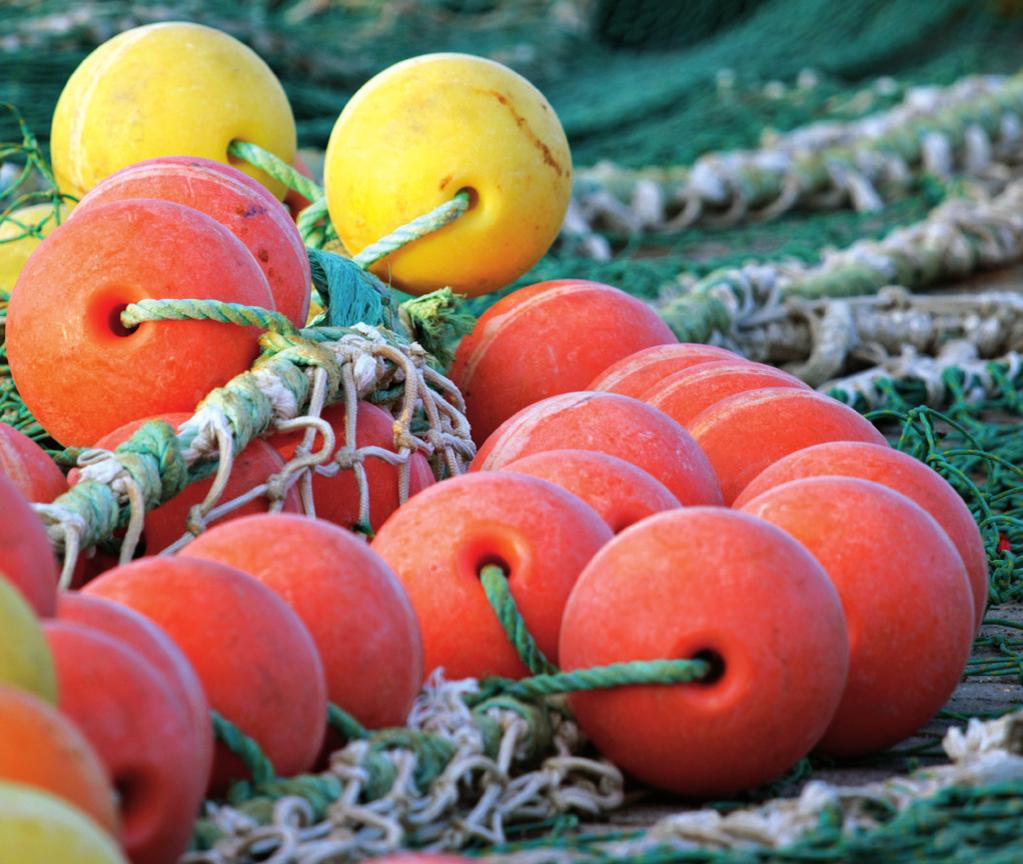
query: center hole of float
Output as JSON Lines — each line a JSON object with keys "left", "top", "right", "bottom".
{"left": 108, "top": 303, "right": 137, "bottom": 338}
{"left": 476, "top": 553, "right": 511, "bottom": 579}
{"left": 114, "top": 770, "right": 146, "bottom": 825}
{"left": 691, "top": 648, "right": 726, "bottom": 686}
{"left": 459, "top": 186, "right": 480, "bottom": 211}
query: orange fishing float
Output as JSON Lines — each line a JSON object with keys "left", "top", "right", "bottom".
{"left": 499, "top": 449, "right": 680, "bottom": 533}
{"left": 181, "top": 513, "right": 423, "bottom": 731}
{"left": 733, "top": 441, "right": 988, "bottom": 631}
{"left": 84, "top": 557, "right": 327, "bottom": 793}
{"left": 473, "top": 392, "right": 723, "bottom": 506}
{"left": 588, "top": 343, "right": 745, "bottom": 398}
{"left": 688, "top": 388, "right": 888, "bottom": 503}
{"left": 641, "top": 360, "right": 810, "bottom": 427}
{"left": 72, "top": 156, "right": 310, "bottom": 326}
{"left": 739, "top": 477, "right": 974, "bottom": 756}
{"left": 560, "top": 508, "right": 848, "bottom": 797}
{"left": 372, "top": 472, "right": 612, "bottom": 680}
{"left": 6, "top": 199, "right": 275, "bottom": 447}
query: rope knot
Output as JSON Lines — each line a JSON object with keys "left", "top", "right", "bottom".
{"left": 333, "top": 446, "right": 363, "bottom": 470}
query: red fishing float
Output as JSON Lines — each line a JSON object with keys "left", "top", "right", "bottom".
{"left": 372, "top": 472, "right": 612, "bottom": 680}
{"left": 181, "top": 513, "right": 423, "bottom": 731}
{"left": 588, "top": 343, "right": 745, "bottom": 398}
{"left": 733, "top": 441, "right": 988, "bottom": 631}
{"left": 499, "top": 449, "right": 680, "bottom": 533}
{"left": 44, "top": 621, "right": 205, "bottom": 864}
{"left": 739, "top": 477, "right": 974, "bottom": 756}
{"left": 688, "top": 388, "right": 888, "bottom": 503}
{"left": 0, "top": 472, "right": 59, "bottom": 616}
{"left": 72, "top": 156, "right": 311, "bottom": 326}
{"left": 641, "top": 361, "right": 810, "bottom": 427}
{"left": 473, "top": 392, "right": 722, "bottom": 507}
{"left": 559, "top": 508, "right": 848, "bottom": 797}
{"left": 84, "top": 556, "right": 327, "bottom": 793}
{"left": 0, "top": 423, "right": 67, "bottom": 503}
{"left": 57, "top": 593, "right": 213, "bottom": 794}
{"left": 6, "top": 199, "right": 275, "bottom": 447}
{"left": 450, "top": 280, "right": 675, "bottom": 443}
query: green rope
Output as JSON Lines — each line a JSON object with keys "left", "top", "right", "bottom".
{"left": 352, "top": 190, "right": 471, "bottom": 269}
{"left": 471, "top": 657, "right": 711, "bottom": 705}
{"left": 120, "top": 298, "right": 300, "bottom": 336}
{"left": 294, "top": 198, "right": 332, "bottom": 249}
{"left": 226, "top": 139, "right": 324, "bottom": 202}
{"left": 327, "top": 702, "right": 369, "bottom": 741}
{"left": 227, "top": 139, "right": 471, "bottom": 273}
{"left": 479, "top": 564, "right": 558, "bottom": 676}
{"left": 211, "top": 710, "right": 276, "bottom": 787}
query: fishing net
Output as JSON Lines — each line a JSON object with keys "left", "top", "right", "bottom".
{"left": 3, "top": 1, "right": 1023, "bottom": 862}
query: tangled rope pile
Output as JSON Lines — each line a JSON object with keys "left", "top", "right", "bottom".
{"left": 187, "top": 672, "right": 625, "bottom": 862}
{"left": 653, "top": 176, "right": 1023, "bottom": 384}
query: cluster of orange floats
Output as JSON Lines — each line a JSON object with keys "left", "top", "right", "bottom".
{"left": 0, "top": 18, "right": 983, "bottom": 864}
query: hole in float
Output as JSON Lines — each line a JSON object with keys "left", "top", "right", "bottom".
{"left": 475, "top": 553, "right": 511, "bottom": 579}
{"left": 691, "top": 648, "right": 726, "bottom": 686}
{"left": 458, "top": 186, "right": 480, "bottom": 211}
{"left": 108, "top": 303, "right": 137, "bottom": 338}
{"left": 114, "top": 770, "right": 147, "bottom": 826}
{"left": 226, "top": 139, "right": 243, "bottom": 167}
{"left": 89, "top": 290, "right": 141, "bottom": 341}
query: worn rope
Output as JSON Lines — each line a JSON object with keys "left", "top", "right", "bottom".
{"left": 655, "top": 176, "right": 1023, "bottom": 347}
{"left": 737, "top": 287, "right": 1023, "bottom": 387}
{"left": 187, "top": 648, "right": 717, "bottom": 863}
{"left": 562, "top": 71, "right": 1023, "bottom": 253}
{"left": 120, "top": 299, "right": 300, "bottom": 336}
{"left": 479, "top": 711, "right": 1023, "bottom": 862}
{"left": 226, "top": 139, "right": 324, "bottom": 204}
{"left": 35, "top": 319, "right": 474, "bottom": 581}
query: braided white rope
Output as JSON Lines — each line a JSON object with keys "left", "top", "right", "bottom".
{"left": 655, "top": 177, "right": 1023, "bottom": 364}
{"left": 563, "top": 73, "right": 1023, "bottom": 255}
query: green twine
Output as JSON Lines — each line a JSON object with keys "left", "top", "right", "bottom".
{"left": 226, "top": 139, "right": 324, "bottom": 202}
{"left": 479, "top": 563, "right": 710, "bottom": 697}
{"left": 211, "top": 710, "right": 276, "bottom": 787}
{"left": 480, "top": 564, "right": 558, "bottom": 676}
{"left": 295, "top": 197, "right": 337, "bottom": 250}
{"left": 352, "top": 190, "right": 471, "bottom": 269}
{"left": 120, "top": 298, "right": 299, "bottom": 336}
{"left": 327, "top": 702, "right": 369, "bottom": 741}
{"left": 227, "top": 140, "right": 472, "bottom": 268}
{"left": 112, "top": 419, "right": 189, "bottom": 505}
